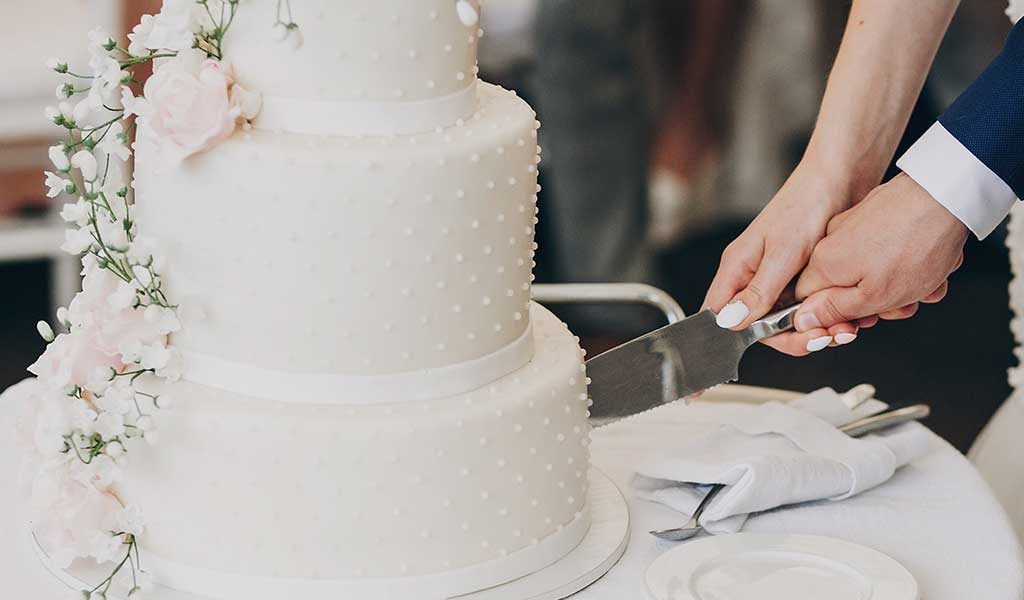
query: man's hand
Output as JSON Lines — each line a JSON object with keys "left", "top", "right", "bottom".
{"left": 792, "top": 173, "right": 968, "bottom": 335}
{"left": 703, "top": 162, "right": 866, "bottom": 356}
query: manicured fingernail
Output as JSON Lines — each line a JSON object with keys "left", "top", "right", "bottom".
{"left": 715, "top": 301, "right": 749, "bottom": 329}
{"left": 794, "top": 312, "right": 821, "bottom": 332}
{"left": 806, "top": 336, "right": 832, "bottom": 352}
{"left": 834, "top": 333, "right": 857, "bottom": 345}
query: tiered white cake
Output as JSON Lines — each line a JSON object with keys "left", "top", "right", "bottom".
{"left": 121, "top": 1, "right": 594, "bottom": 597}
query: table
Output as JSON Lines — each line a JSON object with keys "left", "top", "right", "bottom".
{"left": 576, "top": 384, "right": 1024, "bottom": 599}
{"left": 3, "top": 383, "right": 1022, "bottom": 599}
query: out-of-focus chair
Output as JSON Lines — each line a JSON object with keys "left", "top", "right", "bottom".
{"left": 971, "top": 201, "right": 1024, "bottom": 544}
{"left": 969, "top": 396, "right": 1024, "bottom": 543}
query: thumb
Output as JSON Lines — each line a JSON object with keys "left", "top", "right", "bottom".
{"left": 793, "top": 286, "right": 874, "bottom": 332}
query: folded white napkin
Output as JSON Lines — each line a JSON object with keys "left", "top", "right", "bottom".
{"left": 632, "top": 388, "right": 930, "bottom": 533}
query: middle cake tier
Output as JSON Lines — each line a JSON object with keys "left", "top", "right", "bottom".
{"left": 134, "top": 83, "right": 541, "bottom": 379}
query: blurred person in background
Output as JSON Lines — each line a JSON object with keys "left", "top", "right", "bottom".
{"left": 528, "top": 0, "right": 749, "bottom": 334}
{"left": 530, "top": 0, "right": 661, "bottom": 298}
{"left": 531, "top": 0, "right": 751, "bottom": 282}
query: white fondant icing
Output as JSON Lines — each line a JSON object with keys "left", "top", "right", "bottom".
{"left": 255, "top": 80, "right": 479, "bottom": 136}
{"left": 120, "top": 305, "right": 591, "bottom": 584}
{"left": 224, "top": 0, "right": 479, "bottom": 106}
{"left": 134, "top": 84, "right": 539, "bottom": 377}
{"left": 141, "top": 508, "right": 590, "bottom": 600}
{"left": 180, "top": 318, "right": 533, "bottom": 404}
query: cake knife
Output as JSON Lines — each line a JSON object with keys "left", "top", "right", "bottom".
{"left": 585, "top": 305, "right": 800, "bottom": 418}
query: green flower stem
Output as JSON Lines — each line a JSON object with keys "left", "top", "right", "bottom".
{"left": 87, "top": 535, "right": 137, "bottom": 596}
{"left": 119, "top": 53, "right": 176, "bottom": 68}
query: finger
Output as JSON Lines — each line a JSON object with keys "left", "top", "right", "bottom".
{"left": 794, "top": 285, "right": 876, "bottom": 332}
{"left": 827, "top": 322, "right": 859, "bottom": 346}
{"left": 879, "top": 302, "right": 919, "bottom": 321}
{"left": 857, "top": 315, "right": 879, "bottom": 329}
{"left": 720, "top": 249, "right": 804, "bottom": 330}
{"left": 921, "top": 281, "right": 948, "bottom": 304}
{"left": 702, "top": 240, "right": 760, "bottom": 312}
{"left": 826, "top": 210, "right": 853, "bottom": 235}
{"left": 761, "top": 329, "right": 835, "bottom": 356}
{"left": 794, "top": 258, "right": 833, "bottom": 301}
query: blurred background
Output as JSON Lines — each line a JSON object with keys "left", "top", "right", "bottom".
{"left": 0, "top": 1, "right": 1015, "bottom": 452}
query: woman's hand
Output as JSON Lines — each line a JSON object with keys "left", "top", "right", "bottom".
{"left": 702, "top": 0, "right": 960, "bottom": 356}
{"left": 792, "top": 173, "right": 967, "bottom": 331}
{"left": 703, "top": 160, "right": 868, "bottom": 356}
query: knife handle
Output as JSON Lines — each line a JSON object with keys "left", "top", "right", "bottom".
{"left": 746, "top": 304, "right": 802, "bottom": 342}
{"left": 838, "top": 404, "right": 931, "bottom": 437}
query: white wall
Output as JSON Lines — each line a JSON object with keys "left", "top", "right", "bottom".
{"left": 0, "top": 0, "right": 120, "bottom": 140}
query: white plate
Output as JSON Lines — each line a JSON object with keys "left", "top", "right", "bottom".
{"left": 645, "top": 533, "right": 917, "bottom": 600}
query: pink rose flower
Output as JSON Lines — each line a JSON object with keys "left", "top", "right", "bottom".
{"left": 28, "top": 328, "right": 124, "bottom": 392}
{"left": 140, "top": 49, "right": 239, "bottom": 162}
{"left": 28, "top": 264, "right": 169, "bottom": 390}
{"left": 31, "top": 457, "right": 125, "bottom": 567}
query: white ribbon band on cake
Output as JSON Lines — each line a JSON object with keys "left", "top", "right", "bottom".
{"left": 254, "top": 80, "right": 479, "bottom": 136}
{"left": 180, "top": 321, "right": 534, "bottom": 404}
{"left": 94, "top": 507, "right": 589, "bottom": 600}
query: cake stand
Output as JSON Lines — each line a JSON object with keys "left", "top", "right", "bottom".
{"left": 22, "top": 467, "right": 628, "bottom": 600}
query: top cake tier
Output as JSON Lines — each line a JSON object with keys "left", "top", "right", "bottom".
{"left": 224, "top": 0, "right": 482, "bottom": 135}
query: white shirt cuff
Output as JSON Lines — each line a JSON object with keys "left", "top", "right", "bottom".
{"left": 896, "top": 122, "right": 1018, "bottom": 239}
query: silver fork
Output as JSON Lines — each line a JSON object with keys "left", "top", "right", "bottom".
{"left": 649, "top": 403, "right": 930, "bottom": 541}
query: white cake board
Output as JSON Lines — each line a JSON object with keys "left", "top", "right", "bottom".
{"left": 23, "top": 469, "right": 629, "bottom": 600}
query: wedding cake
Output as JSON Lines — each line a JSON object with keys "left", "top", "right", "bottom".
{"left": 24, "top": 1, "right": 594, "bottom": 598}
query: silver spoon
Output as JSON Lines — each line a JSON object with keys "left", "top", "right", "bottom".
{"left": 649, "top": 403, "right": 930, "bottom": 541}
{"left": 650, "top": 483, "right": 726, "bottom": 541}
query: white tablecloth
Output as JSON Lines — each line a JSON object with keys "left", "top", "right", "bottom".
{"left": 577, "top": 385, "right": 1024, "bottom": 600}
{"left": 3, "top": 384, "right": 1022, "bottom": 599}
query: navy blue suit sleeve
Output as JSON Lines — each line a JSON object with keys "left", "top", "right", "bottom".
{"left": 938, "top": 19, "right": 1024, "bottom": 198}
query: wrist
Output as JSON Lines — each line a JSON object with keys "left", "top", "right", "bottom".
{"left": 792, "top": 150, "right": 876, "bottom": 214}
{"left": 899, "top": 173, "right": 970, "bottom": 242}
{"left": 802, "top": 122, "right": 899, "bottom": 207}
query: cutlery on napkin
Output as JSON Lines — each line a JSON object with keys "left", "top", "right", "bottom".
{"left": 631, "top": 387, "right": 931, "bottom": 535}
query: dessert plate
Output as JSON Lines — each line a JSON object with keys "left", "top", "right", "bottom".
{"left": 645, "top": 533, "right": 918, "bottom": 600}
{"left": 25, "top": 468, "right": 629, "bottom": 600}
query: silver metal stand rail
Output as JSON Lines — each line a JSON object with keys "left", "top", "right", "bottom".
{"left": 531, "top": 283, "right": 686, "bottom": 325}
{"left": 532, "top": 283, "right": 686, "bottom": 424}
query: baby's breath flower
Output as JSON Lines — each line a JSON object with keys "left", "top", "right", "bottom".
{"left": 36, "top": 320, "right": 55, "bottom": 342}
{"left": 44, "top": 171, "right": 74, "bottom": 199}
{"left": 45, "top": 57, "right": 68, "bottom": 73}
{"left": 61, "top": 227, "right": 94, "bottom": 255}
{"left": 135, "top": 416, "right": 154, "bottom": 432}
{"left": 99, "top": 122, "right": 131, "bottom": 162}
{"left": 59, "top": 198, "right": 90, "bottom": 227}
{"left": 70, "top": 150, "right": 98, "bottom": 181}
{"left": 48, "top": 145, "right": 70, "bottom": 172}
{"left": 44, "top": 105, "right": 63, "bottom": 124}
{"left": 95, "top": 411, "right": 126, "bottom": 440}
{"left": 56, "top": 306, "right": 71, "bottom": 328}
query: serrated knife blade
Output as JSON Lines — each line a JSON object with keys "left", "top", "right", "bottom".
{"left": 585, "top": 305, "right": 801, "bottom": 419}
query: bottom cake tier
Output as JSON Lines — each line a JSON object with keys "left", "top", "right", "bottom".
{"left": 118, "top": 302, "right": 593, "bottom": 599}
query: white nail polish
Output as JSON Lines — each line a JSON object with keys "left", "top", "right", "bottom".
{"left": 806, "top": 336, "right": 832, "bottom": 352}
{"left": 715, "top": 301, "right": 749, "bottom": 329}
{"left": 834, "top": 333, "right": 857, "bottom": 345}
